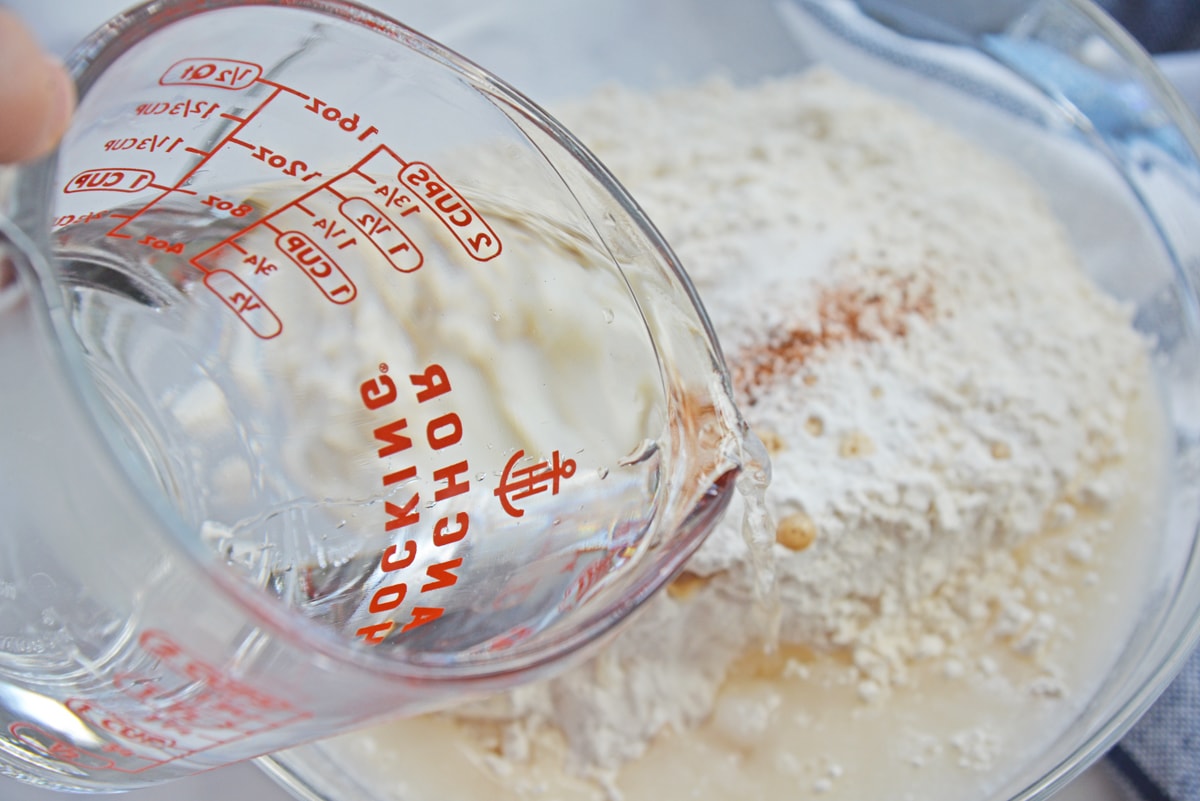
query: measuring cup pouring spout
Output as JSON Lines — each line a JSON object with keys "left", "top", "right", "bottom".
{"left": 0, "top": 0, "right": 754, "bottom": 790}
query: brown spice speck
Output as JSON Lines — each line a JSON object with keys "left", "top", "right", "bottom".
{"left": 731, "top": 275, "right": 934, "bottom": 404}
{"left": 839, "top": 431, "right": 875, "bottom": 458}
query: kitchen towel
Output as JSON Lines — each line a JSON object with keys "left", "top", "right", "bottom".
{"left": 1107, "top": 4, "right": 1200, "bottom": 795}
{"left": 1108, "top": 645, "right": 1200, "bottom": 801}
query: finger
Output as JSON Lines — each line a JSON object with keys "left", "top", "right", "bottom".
{"left": 0, "top": 10, "right": 75, "bottom": 163}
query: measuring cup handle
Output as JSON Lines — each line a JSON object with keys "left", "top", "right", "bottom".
{"left": 0, "top": 186, "right": 116, "bottom": 545}
{"left": 0, "top": 148, "right": 62, "bottom": 285}
{"left": 0, "top": 156, "right": 85, "bottom": 411}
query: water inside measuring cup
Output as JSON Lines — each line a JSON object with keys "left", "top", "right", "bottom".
{"left": 48, "top": 185, "right": 756, "bottom": 669}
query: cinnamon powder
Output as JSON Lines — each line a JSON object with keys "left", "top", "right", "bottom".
{"left": 732, "top": 273, "right": 934, "bottom": 404}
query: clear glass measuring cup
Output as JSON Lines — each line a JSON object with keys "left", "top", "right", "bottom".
{"left": 0, "top": 0, "right": 758, "bottom": 790}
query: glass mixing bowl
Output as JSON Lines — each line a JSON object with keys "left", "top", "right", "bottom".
{"left": 257, "top": 0, "right": 1200, "bottom": 799}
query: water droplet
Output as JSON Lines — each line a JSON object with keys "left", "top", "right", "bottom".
{"left": 602, "top": 307, "right": 615, "bottom": 324}
{"left": 597, "top": 467, "right": 609, "bottom": 479}
{"left": 491, "top": 312, "right": 502, "bottom": 322}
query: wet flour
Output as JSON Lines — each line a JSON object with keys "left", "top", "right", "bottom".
{"left": 337, "top": 68, "right": 1162, "bottom": 800}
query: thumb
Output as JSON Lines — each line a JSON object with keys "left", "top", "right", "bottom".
{"left": 0, "top": 10, "right": 75, "bottom": 164}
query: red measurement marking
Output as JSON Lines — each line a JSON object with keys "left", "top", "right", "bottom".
{"left": 204, "top": 269, "right": 282, "bottom": 339}
{"left": 53, "top": 209, "right": 110, "bottom": 228}
{"left": 566, "top": 551, "right": 617, "bottom": 606}
{"left": 486, "top": 624, "right": 535, "bottom": 653}
{"left": 12, "top": 630, "right": 314, "bottom": 774}
{"left": 340, "top": 197, "right": 422, "bottom": 273}
{"left": 65, "top": 168, "right": 155, "bottom": 194}
{"left": 139, "top": 628, "right": 305, "bottom": 710}
{"left": 9, "top": 722, "right": 116, "bottom": 770}
{"left": 201, "top": 195, "right": 253, "bottom": 217}
{"left": 494, "top": 450, "right": 577, "bottom": 518}
{"left": 371, "top": 183, "right": 422, "bottom": 217}
{"left": 398, "top": 162, "right": 502, "bottom": 261}
{"left": 276, "top": 231, "right": 357, "bottom": 304}
{"left": 248, "top": 143, "right": 321, "bottom": 181}
{"left": 134, "top": 99, "right": 220, "bottom": 119}
{"left": 106, "top": 84, "right": 285, "bottom": 242}
{"left": 139, "top": 235, "right": 184, "bottom": 254}
{"left": 311, "top": 215, "right": 356, "bottom": 248}
{"left": 256, "top": 78, "right": 308, "bottom": 99}
{"left": 323, "top": 183, "right": 349, "bottom": 202}
{"left": 159, "top": 58, "right": 261, "bottom": 90}
{"left": 103, "top": 135, "right": 184, "bottom": 153}
{"left": 242, "top": 252, "right": 275, "bottom": 274}
{"left": 65, "top": 700, "right": 178, "bottom": 752}
{"left": 304, "top": 95, "right": 374, "bottom": 137}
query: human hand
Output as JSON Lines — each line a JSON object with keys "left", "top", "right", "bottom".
{"left": 0, "top": 9, "right": 75, "bottom": 163}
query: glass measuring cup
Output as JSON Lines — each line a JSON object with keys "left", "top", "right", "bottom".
{"left": 0, "top": 0, "right": 758, "bottom": 791}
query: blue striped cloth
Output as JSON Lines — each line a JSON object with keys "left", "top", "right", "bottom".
{"left": 1107, "top": 646, "right": 1200, "bottom": 801}
{"left": 1054, "top": 4, "right": 1200, "bottom": 798}
{"left": 1100, "top": 0, "right": 1200, "bottom": 54}
{"left": 1098, "top": 2, "right": 1200, "bottom": 793}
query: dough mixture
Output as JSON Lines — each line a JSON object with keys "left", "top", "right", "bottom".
{"left": 322, "top": 68, "right": 1165, "bottom": 801}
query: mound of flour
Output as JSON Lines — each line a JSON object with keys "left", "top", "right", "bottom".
{"left": 439, "top": 68, "right": 1149, "bottom": 788}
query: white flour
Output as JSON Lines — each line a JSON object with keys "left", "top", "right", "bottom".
{"left": 341, "top": 68, "right": 1158, "bottom": 798}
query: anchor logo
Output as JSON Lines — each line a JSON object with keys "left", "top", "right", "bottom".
{"left": 494, "top": 449, "right": 577, "bottom": 518}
